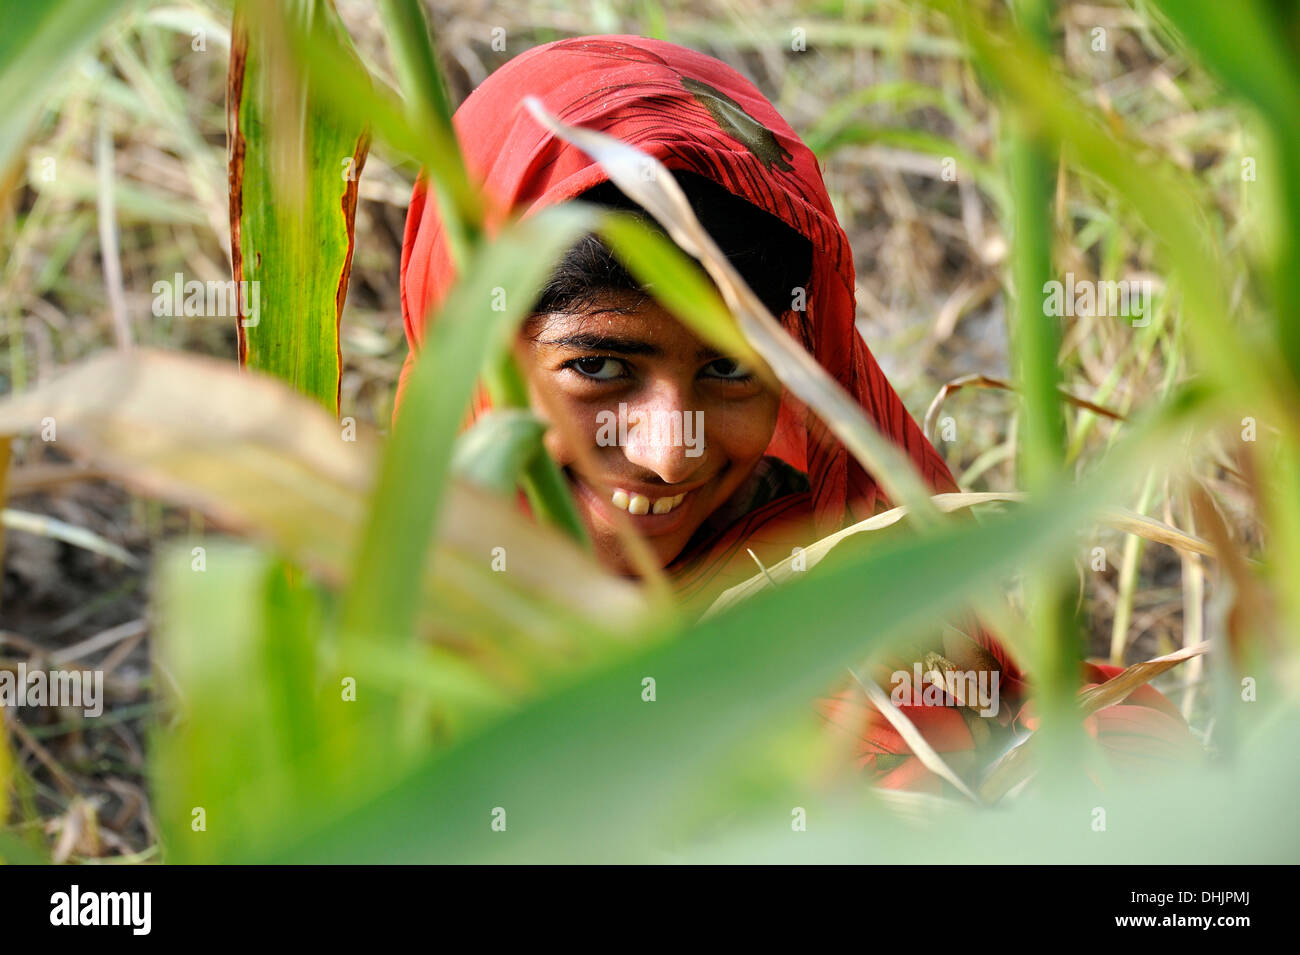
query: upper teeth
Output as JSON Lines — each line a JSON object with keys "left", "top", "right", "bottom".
{"left": 611, "top": 489, "right": 686, "bottom": 515}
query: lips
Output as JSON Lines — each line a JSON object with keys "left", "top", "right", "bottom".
{"left": 567, "top": 471, "right": 705, "bottom": 537}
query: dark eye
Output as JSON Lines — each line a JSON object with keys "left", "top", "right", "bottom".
{"left": 567, "top": 357, "right": 626, "bottom": 381}
{"left": 702, "top": 357, "right": 753, "bottom": 381}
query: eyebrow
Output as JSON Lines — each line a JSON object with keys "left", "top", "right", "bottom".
{"left": 537, "top": 333, "right": 721, "bottom": 361}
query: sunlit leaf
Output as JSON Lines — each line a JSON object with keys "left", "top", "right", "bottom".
{"left": 228, "top": 0, "right": 370, "bottom": 414}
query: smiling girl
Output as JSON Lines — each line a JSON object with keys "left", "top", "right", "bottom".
{"left": 398, "top": 35, "right": 1201, "bottom": 792}
{"left": 401, "top": 35, "right": 959, "bottom": 604}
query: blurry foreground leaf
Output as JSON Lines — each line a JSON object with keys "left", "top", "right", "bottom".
{"left": 0, "top": 349, "right": 646, "bottom": 652}
{"left": 0, "top": 0, "right": 131, "bottom": 201}
{"left": 451, "top": 409, "right": 547, "bottom": 497}
{"left": 258, "top": 467, "right": 1142, "bottom": 862}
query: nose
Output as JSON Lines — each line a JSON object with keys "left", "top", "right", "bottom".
{"left": 619, "top": 380, "right": 704, "bottom": 485}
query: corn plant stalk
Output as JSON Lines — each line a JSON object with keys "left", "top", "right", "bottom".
{"left": 374, "top": 0, "right": 582, "bottom": 544}
{"left": 999, "top": 0, "right": 1084, "bottom": 778}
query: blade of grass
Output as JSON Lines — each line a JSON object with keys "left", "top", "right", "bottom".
{"left": 2, "top": 509, "right": 138, "bottom": 567}
{"left": 337, "top": 203, "right": 603, "bottom": 666}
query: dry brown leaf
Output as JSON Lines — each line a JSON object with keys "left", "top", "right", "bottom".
{"left": 0, "top": 349, "right": 646, "bottom": 642}
{"left": 706, "top": 490, "right": 1217, "bottom": 617}
{"left": 1078, "top": 641, "right": 1210, "bottom": 715}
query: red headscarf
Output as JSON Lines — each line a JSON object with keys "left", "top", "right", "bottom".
{"left": 399, "top": 35, "right": 958, "bottom": 554}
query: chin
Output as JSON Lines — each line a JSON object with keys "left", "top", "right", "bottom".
{"left": 586, "top": 518, "right": 696, "bottom": 576}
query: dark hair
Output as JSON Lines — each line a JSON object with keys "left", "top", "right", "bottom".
{"left": 531, "top": 169, "right": 813, "bottom": 321}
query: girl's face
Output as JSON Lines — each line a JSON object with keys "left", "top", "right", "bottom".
{"left": 518, "top": 292, "right": 782, "bottom": 574}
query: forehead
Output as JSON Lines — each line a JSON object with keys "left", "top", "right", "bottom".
{"left": 525, "top": 295, "right": 717, "bottom": 357}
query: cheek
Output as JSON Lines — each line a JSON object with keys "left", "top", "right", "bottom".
{"left": 522, "top": 373, "right": 602, "bottom": 469}
{"left": 706, "top": 393, "right": 780, "bottom": 465}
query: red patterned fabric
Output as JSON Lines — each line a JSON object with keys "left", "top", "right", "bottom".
{"left": 818, "top": 660, "right": 1202, "bottom": 793}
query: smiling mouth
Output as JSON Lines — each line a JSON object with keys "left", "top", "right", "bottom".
{"left": 565, "top": 469, "right": 705, "bottom": 536}
{"left": 610, "top": 488, "right": 686, "bottom": 515}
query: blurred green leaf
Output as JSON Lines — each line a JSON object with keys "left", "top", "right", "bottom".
{"left": 0, "top": 0, "right": 132, "bottom": 199}
{"left": 0, "top": 830, "right": 47, "bottom": 866}
{"left": 1151, "top": 0, "right": 1300, "bottom": 128}
{"left": 1151, "top": 0, "right": 1300, "bottom": 390}
{"left": 676, "top": 708, "right": 1300, "bottom": 862}
{"left": 260, "top": 461, "right": 1147, "bottom": 862}
{"left": 451, "top": 409, "right": 547, "bottom": 497}
{"left": 337, "top": 203, "right": 604, "bottom": 671}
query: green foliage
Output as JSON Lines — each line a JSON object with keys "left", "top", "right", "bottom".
{"left": 2, "top": 0, "right": 1299, "bottom": 864}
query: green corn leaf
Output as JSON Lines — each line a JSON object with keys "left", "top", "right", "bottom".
{"left": 228, "top": 0, "right": 370, "bottom": 414}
